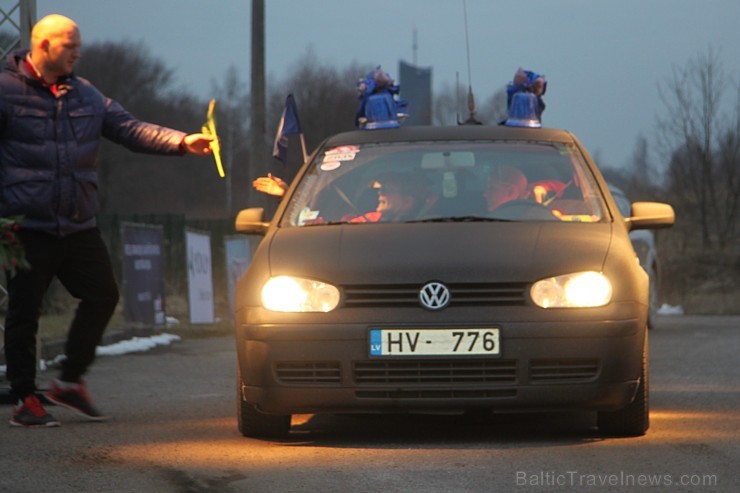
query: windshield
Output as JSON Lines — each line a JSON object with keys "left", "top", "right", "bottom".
{"left": 280, "top": 140, "right": 606, "bottom": 227}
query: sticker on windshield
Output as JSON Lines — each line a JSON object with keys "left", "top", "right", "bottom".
{"left": 297, "top": 207, "right": 320, "bottom": 225}
{"left": 320, "top": 160, "right": 342, "bottom": 171}
{"left": 324, "top": 145, "right": 359, "bottom": 162}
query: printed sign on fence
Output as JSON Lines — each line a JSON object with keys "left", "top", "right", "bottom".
{"left": 122, "top": 223, "right": 166, "bottom": 326}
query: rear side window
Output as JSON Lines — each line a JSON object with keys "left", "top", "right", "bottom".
{"left": 280, "top": 141, "right": 607, "bottom": 227}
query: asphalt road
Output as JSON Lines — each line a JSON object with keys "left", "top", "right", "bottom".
{"left": 1, "top": 315, "right": 738, "bottom": 493}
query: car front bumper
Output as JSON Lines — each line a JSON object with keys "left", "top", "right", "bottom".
{"left": 236, "top": 307, "right": 645, "bottom": 415}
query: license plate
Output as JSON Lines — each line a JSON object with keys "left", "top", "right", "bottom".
{"left": 369, "top": 328, "right": 500, "bottom": 357}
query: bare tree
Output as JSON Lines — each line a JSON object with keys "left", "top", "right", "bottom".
{"left": 716, "top": 117, "right": 740, "bottom": 242}
{"left": 657, "top": 46, "right": 739, "bottom": 251}
{"left": 74, "top": 40, "right": 224, "bottom": 217}
{"left": 476, "top": 87, "right": 508, "bottom": 126}
{"left": 0, "top": 31, "right": 18, "bottom": 65}
{"left": 433, "top": 81, "right": 458, "bottom": 125}
{"left": 263, "top": 50, "right": 363, "bottom": 184}
{"left": 621, "top": 133, "right": 665, "bottom": 200}
{"left": 77, "top": 41, "right": 177, "bottom": 109}
{"left": 652, "top": 47, "right": 740, "bottom": 314}
{"left": 431, "top": 81, "right": 505, "bottom": 126}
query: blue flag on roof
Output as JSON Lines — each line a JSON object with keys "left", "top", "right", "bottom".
{"left": 272, "top": 94, "right": 302, "bottom": 162}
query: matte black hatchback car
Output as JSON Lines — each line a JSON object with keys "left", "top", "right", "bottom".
{"left": 234, "top": 125, "right": 674, "bottom": 438}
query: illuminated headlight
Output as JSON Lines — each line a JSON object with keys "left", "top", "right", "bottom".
{"left": 261, "top": 276, "right": 340, "bottom": 312}
{"left": 530, "top": 271, "right": 612, "bottom": 308}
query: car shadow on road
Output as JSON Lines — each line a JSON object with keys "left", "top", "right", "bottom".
{"left": 280, "top": 410, "right": 609, "bottom": 449}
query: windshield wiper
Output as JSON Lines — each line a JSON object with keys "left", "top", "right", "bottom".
{"left": 300, "top": 216, "right": 515, "bottom": 226}
{"left": 300, "top": 220, "right": 347, "bottom": 227}
{"left": 408, "top": 216, "right": 515, "bottom": 223}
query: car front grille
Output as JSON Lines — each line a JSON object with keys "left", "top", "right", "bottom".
{"left": 343, "top": 282, "right": 528, "bottom": 308}
{"left": 272, "top": 358, "right": 599, "bottom": 392}
{"left": 275, "top": 362, "right": 341, "bottom": 385}
{"left": 529, "top": 359, "right": 600, "bottom": 383}
{"left": 353, "top": 360, "right": 518, "bottom": 385}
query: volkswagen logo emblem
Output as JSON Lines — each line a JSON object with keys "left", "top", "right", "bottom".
{"left": 419, "top": 282, "right": 450, "bottom": 310}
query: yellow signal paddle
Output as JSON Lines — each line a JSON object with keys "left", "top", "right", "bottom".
{"left": 202, "top": 99, "right": 225, "bottom": 178}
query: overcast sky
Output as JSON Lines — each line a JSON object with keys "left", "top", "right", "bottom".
{"left": 27, "top": 0, "right": 740, "bottom": 169}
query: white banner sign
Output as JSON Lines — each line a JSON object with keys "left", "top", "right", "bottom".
{"left": 185, "top": 230, "right": 214, "bottom": 324}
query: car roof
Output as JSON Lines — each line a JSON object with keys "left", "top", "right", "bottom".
{"left": 322, "top": 125, "right": 578, "bottom": 148}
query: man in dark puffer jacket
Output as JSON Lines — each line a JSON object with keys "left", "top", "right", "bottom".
{"left": 1, "top": 14, "right": 214, "bottom": 427}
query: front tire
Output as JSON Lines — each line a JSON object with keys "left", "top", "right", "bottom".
{"left": 597, "top": 331, "right": 649, "bottom": 436}
{"left": 237, "top": 364, "right": 291, "bottom": 438}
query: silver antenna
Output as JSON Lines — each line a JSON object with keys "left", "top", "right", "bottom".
{"left": 463, "top": 0, "right": 473, "bottom": 97}
{"left": 461, "top": 0, "right": 481, "bottom": 124}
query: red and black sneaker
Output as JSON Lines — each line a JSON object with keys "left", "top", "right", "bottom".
{"left": 10, "top": 394, "right": 61, "bottom": 428}
{"left": 45, "top": 379, "right": 108, "bottom": 421}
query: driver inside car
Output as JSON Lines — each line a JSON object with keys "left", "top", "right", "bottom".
{"left": 348, "top": 172, "right": 432, "bottom": 223}
{"left": 483, "top": 165, "right": 528, "bottom": 212}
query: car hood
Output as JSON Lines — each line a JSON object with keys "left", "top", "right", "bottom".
{"left": 268, "top": 222, "right": 613, "bottom": 284}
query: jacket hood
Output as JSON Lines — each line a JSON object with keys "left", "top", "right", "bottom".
{"left": 3, "top": 49, "right": 74, "bottom": 84}
{"left": 267, "top": 222, "right": 613, "bottom": 285}
{"left": 3, "top": 49, "right": 26, "bottom": 74}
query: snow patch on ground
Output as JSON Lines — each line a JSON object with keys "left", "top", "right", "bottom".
{"left": 95, "top": 333, "right": 182, "bottom": 356}
{"left": 657, "top": 304, "right": 685, "bottom": 316}
{"left": 1, "top": 333, "right": 182, "bottom": 374}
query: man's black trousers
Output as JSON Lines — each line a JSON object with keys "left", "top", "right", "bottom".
{"left": 3, "top": 228, "right": 120, "bottom": 399}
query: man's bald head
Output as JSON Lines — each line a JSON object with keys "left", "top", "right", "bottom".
{"left": 30, "top": 14, "right": 81, "bottom": 83}
{"left": 31, "top": 14, "right": 78, "bottom": 44}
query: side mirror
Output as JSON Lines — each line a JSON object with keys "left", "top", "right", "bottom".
{"left": 235, "top": 207, "right": 270, "bottom": 235}
{"left": 627, "top": 202, "right": 675, "bottom": 230}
